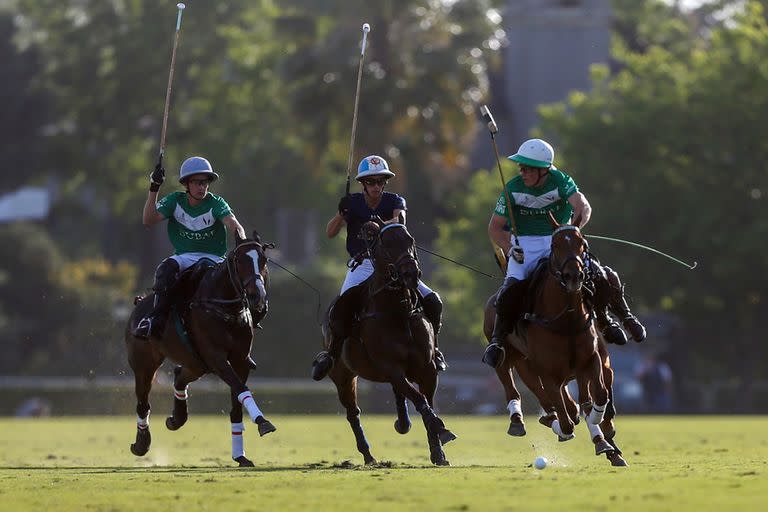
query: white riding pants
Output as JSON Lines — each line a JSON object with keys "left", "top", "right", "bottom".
{"left": 170, "top": 252, "right": 225, "bottom": 272}
{"left": 505, "top": 235, "right": 552, "bottom": 281}
{"left": 340, "top": 258, "right": 434, "bottom": 297}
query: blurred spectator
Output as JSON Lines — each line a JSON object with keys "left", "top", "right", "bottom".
{"left": 635, "top": 353, "right": 674, "bottom": 413}
{"left": 15, "top": 397, "right": 52, "bottom": 417}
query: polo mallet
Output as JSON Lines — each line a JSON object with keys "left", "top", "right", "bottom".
{"left": 157, "top": 3, "right": 186, "bottom": 169}
{"left": 345, "top": 22, "right": 371, "bottom": 195}
{"left": 480, "top": 105, "right": 523, "bottom": 264}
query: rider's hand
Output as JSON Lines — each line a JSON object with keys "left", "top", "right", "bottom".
{"left": 509, "top": 243, "right": 524, "bottom": 264}
{"left": 149, "top": 162, "right": 165, "bottom": 192}
{"left": 338, "top": 195, "right": 351, "bottom": 218}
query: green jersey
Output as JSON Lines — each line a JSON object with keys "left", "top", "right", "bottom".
{"left": 493, "top": 169, "right": 578, "bottom": 236}
{"left": 156, "top": 191, "right": 232, "bottom": 256}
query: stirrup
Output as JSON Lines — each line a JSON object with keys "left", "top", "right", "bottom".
{"left": 482, "top": 342, "right": 505, "bottom": 369}
{"left": 434, "top": 349, "right": 448, "bottom": 372}
{"left": 311, "top": 351, "right": 334, "bottom": 381}
{"left": 133, "top": 317, "right": 152, "bottom": 340}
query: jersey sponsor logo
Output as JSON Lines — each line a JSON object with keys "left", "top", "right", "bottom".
{"left": 178, "top": 229, "right": 216, "bottom": 241}
{"left": 173, "top": 204, "right": 216, "bottom": 232}
{"left": 511, "top": 190, "right": 562, "bottom": 209}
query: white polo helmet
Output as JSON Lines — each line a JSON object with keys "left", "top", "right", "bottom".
{"left": 508, "top": 139, "right": 555, "bottom": 169}
{"left": 356, "top": 155, "right": 396, "bottom": 181}
{"left": 179, "top": 156, "right": 220, "bottom": 184}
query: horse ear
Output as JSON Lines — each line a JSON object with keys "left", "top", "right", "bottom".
{"left": 252, "top": 230, "right": 261, "bottom": 243}
{"left": 547, "top": 211, "right": 560, "bottom": 229}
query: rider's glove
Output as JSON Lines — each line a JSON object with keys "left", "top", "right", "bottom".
{"left": 338, "top": 195, "right": 351, "bottom": 218}
{"left": 509, "top": 243, "right": 524, "bottom": 264}
{"left": 149, "top": 162, "right": 165, "bottom": 192}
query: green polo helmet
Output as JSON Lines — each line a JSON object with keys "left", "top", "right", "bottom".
{"left": 508, "top": 139, "right": 555, "bottom": 169}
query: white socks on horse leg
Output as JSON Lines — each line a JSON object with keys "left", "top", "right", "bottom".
{"left": 237, "top": 391, "right": 264, "bottom": 423}
{"left": 507, "top": 399, "right": 522, "bottom": 418}
{"left": 137, "top": 412, "right": 150, "bottom": 430}
{"left": 588, "top": 400, "right": 608, "bottom": 425}
{"left": 231, "top": 422, "right": 245, "bottom": 459}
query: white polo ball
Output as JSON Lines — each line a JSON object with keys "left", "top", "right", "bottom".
{"left": 534, "top": 456, "right": 548, "bottom": 470}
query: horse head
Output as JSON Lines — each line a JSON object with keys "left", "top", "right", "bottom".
{"left": 231, "top": 230, "right": 273, "bottom": 316}
{"left": 365, "top": 221, "right": 421, "bottom": 290}
{"left": 548, "top": 212, "right": 587, "bottom": 294}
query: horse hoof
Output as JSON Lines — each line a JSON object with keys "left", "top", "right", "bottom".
{"left": 608, "top": 453, "right": 629, "bottom": 467}
{"left": 364, "top": 456, "right": 377, "bottom": 465}
{"left": 558, "top": 433, "right": 575, "bottom": 442}
{"left": 130, "top": 429, "right": 151, "bottom": 456}
{"left": 165, "top": 416, "right": 183, "bottom": 431}
{"left": 538, "top": 413, "right": 556, "bottom": 428}
{"left": 234, "top": 456, "right": 254, "bottom": 467}
{"left": 130, "top": 442, "right": 149, "bottom": 456}
{"left": 438, "top": 429, "right": 457, "bottom": 445}
{"left": 394, "top": 419, "right": 411, "bottom": 435}
{"left": 433, "top": 458, "right": 450, "bottom": 466}
{"left": 257, "top": 419, "right": 277, "bottom": 437}
{"left": 507, "top": 421, "right": 526, "bottom": 437}
{"left": 594, "top": 439, "right": 614, "bottom": 455}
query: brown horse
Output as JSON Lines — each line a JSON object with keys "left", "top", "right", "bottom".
{"left": 324, "top": 221, "right": 456, "bottom": 466}
{"left": 125, "top": 232, "right": 276, "bottom": 467}
{"left": 482, "top": 214, "right": 622, "bottom": 463}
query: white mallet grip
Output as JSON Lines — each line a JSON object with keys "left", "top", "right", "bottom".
{"left": 361, "top": 23, "right": 371, "bottom": 55}
{"left": 176, "top": 3, "right": 185, "bottom": 31}
{"left": 480, "top": 105, "right": 498, "bottom": 134}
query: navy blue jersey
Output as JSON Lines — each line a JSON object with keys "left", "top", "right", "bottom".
{"left": 345, "top": 192, "right": 407, "bottom": 256}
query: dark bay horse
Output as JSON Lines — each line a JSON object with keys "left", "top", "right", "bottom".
{"left": 482, "top": 214, "right": 624, "bottom": 464}
{"left": 325, "top": 222, "right": 456, "bottom": 466}
{"left": 125, "top": 232, "right": 276, "bottom": 467}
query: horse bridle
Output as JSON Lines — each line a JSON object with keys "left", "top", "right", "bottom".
{"left": 223, "top": 240, "right": 269, "bottom": 308}
{"left": 370, "top": 223, "right": 420, "bottom": 291}
{"left": 549, "top": 226, "right": 590, "bottom": 290}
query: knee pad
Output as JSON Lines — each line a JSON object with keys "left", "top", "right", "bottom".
{"left": 153, "top": 258, "right": 180, "bottom": 292}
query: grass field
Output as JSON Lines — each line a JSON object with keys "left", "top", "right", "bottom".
{"left": 0, "top": 415, "right": 765, "bottom": 511}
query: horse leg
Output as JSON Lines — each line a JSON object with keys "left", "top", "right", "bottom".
{"left": 210, "top": 357, "right": 276, "bottom": 436}
{"left": 514, "top": 358, "right": 559, "bottom": 430}
{"left": 585, "top": 354, "right": 610, "bottom": 426}
{"left": 229, "top": 360, "right": 254, "bottom": 467}
{"left": 165, "top": 365, "right": 202, "bottom": 431}
{"left": 541, "top": 377, "right": 575, "bottom": 441}
{"left": 393, "top": 389, "right": 412, "bottom": 435}
{"left": 562, "top": 384, "right": 581, "bottom": 426}
{"left": 332, "top": 367, "right": 376, "bottom": 465}
{"left": 390, "top": 371, "right": 456, "bottom": 450}
{"left": 596, "top": 349, "right": 627, "bottom": 466}
{"left": 129, "top": 358, "right": 162, "bottom": 456}
{"left": 416, "top": 368, "right": 449, "bottom": 466}
{"left": 496, "top": 363, "right": 525, "bottom": 437}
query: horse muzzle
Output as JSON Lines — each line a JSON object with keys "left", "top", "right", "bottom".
{"left": 246, "top": 277, "right": 268, "bottom": 313}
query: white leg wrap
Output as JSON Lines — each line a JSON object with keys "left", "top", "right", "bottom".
{"left": 237, "top": 391, "right": 264, "bottom": 423}
{"left": 137, "top": 412, "right": 150, "bottom": 430}
{"left": 507, "top": 399, "right": 523, "bottom": 418}
{"left": 174, "top": 387, "right": 189, "bottom": 400}
{"left": 231, "top": 422, "right": 245, "bottom": 459}
{"left": 586, "top": 420, "right": 603, "bottom": 440}
{"left": 552, "top": 419, "right": 575, "bottom": 440}
{"left": 588, "top": 400, "right": 608, "bottom": 425}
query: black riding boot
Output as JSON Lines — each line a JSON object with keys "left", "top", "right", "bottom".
{"left": 590, "top": 262, "right": 627, "bottom": 345}
{"left": 422, "top": 292, "right": 447, "bottom": 372}
{"left": 134, "top": 258, "right": 180, "bottom": 340}
{"left": 482, "top": 277, "right": 527, "bottom": 369}
{"left": 604, "top": 266, "right": 647, "bottom": 342}
{"left": 312, "top": 290, "right": 356, "bottom": 381}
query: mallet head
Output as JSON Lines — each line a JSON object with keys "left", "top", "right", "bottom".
{"left": 480, "top": 105, "right": 498, "bottom": 134}
{"left": 363, "top": 23, "right": 371, "bottom": 33}
{"left": 177, "top": 3, "right": 185, "bottom": 10}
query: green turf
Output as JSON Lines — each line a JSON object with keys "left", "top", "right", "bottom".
{"left": 0, "top": 415, "right": 765, "bottom": 511}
